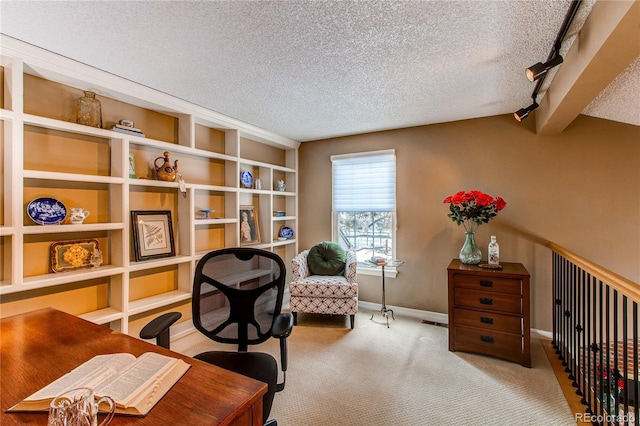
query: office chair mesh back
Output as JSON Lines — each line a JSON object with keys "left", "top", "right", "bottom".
{"left": 193, "top": 248, "right": 286, "bottom": 350}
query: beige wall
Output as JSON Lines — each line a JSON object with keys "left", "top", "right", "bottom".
{"left": 298, "top": 114, "right": 640, "bottom": 332}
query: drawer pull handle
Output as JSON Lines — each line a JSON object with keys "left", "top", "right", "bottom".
{"left": 479, "top": 297, "right": 494, "bottom": 305}
{"left": 480, "top": 335, "right": 495, "bottom": 344}
{"left": 480, "top": 280, "right": 493, "bottom": 287}
{"left": 480, "top": 316, "right": 494, "bottom": 325}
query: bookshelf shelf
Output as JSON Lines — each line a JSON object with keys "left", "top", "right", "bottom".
{"left": 0, "top": 35, "right": 299, "bottom": 338}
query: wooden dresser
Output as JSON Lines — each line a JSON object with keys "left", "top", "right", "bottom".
{"left": 447, "top": 259, "right": 531, "bottom": 367}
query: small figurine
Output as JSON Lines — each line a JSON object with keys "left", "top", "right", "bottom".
{"left": 277, "top": 180, "right": 286, "bottom": 191}
{"left": 90, "top": 249, "right": 103, "bottom": 267}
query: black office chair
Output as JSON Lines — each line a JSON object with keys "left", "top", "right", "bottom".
{"left": 141, "top": 247, "right": 293, "bottom": 426}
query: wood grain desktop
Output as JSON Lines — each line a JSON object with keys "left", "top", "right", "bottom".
{"left": 0, "top": 308, "right": 266, "bottom": 425}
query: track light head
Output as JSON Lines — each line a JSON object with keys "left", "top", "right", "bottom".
{"left": 514, "top": 102, "right": 539, "bottom": 122}
{"left": 526, "top": 55, "right": 564, "bottom": 82}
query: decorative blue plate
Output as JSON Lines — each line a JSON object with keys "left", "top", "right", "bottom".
{"left": 279, "top": 226, "right": 293, "bottom": 239}
{"left": 27, "top": 197, "right": 67, "bottom": 225}
{"left": 240, "top": 171, "right": 253, "bottom": 188}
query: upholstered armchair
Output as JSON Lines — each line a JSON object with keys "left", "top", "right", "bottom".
{"left": 290, "top": 245, "right": 358, "bottom": 329}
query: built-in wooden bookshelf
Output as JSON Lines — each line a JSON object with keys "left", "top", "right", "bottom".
{"left": 0, "top": 36, "right": 299, "bottom": 341}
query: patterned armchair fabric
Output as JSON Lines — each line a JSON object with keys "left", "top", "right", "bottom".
{"left": 290, "top": 249, "right": 358, "bottom": 329}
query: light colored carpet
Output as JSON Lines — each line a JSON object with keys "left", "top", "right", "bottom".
{"left": 185, "top": 310, "right": 575, "bottom": 426}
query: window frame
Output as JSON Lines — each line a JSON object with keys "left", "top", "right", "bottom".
{"left": 332, "top": 211, "right": 398, "bottom": 277}
{"left": 331, "top": 150, "right": 397, "bottom": 276}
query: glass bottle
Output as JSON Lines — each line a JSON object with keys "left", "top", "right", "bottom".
{"left": 76, "top": 91, "right": 103, "bottom": 128}
{"left": 488, "top": 235, "right": 500, "bottom": 265}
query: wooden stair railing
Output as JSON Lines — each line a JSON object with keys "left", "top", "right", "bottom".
{"left": 549, "top": 243, "right": 639, "bottom": 426}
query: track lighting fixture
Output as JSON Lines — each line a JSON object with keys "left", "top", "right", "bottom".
{"left": 514, "top": 102, "right": 539, "bottom": 122}
{"left": 514, "top": 0, "right": 582, "bottom": 122}
{"left": 526, "top": 55, "right": 564, "bottom": 82}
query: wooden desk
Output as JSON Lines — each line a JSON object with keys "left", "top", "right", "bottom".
{"left": 1, "top": 308, "right": 266, "bottom": 425}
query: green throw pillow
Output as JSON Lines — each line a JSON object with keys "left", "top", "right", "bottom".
{"left": 307, "top": 241, "right": 347, "bottom": 276}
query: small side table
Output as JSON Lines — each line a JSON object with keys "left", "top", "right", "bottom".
{"left": 369, "top": 259, "right": 404, "bottom": 328}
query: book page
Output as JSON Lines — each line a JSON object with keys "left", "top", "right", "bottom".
{"left": 95, "top": 352, "right": 183, "bottom": 407}
{"left": 120, "top": 355, "right": 190, "bottom": 415}
{"left": 10, "top": 352, "right": 190, "bottom": 416}
{"left": 26, "top": 353, "right": 136, "bottom": 402}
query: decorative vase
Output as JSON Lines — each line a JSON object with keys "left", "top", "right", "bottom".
{"left": 154, "top": 151, "right": 178, "bottom": 182}
{"left": 459, "top": 231, "right": 482, "bottom": 265}
{"left": 76, "top": 91, "right": 102, "bottom": 128}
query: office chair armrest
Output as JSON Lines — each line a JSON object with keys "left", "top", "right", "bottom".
{"left": 272, "top": 313, "right": 294, "bottom": 338}
{"left": 272, "top": 313, "right": 293, "bottom": 392}
{"left": 140, "top": 312, "right": 182, "bottom": 349}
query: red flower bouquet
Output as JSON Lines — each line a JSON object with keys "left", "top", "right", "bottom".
{"left": 443, "top": 190, "right": 507, "bottom": 232}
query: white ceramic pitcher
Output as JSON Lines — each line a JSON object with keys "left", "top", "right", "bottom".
{"left": 70, "top": 208, "right": 90, "bottom": 224}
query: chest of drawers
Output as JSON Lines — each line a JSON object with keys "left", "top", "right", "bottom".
{"left": 447, "top": 259, "right": 531, "bottom": 367}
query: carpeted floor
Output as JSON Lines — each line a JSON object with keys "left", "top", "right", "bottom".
{"left": 184, "top": 310, "right": 575, "bottom": 426}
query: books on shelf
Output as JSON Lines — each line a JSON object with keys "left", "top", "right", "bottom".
{"left": 8, "top": 352, "right": 190, "bottom": 416}
{"left": 111, "top": 124, "right": 146, "bottom": 137}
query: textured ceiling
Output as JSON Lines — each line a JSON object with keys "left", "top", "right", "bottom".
{"left": 0, "top": 0, "right": 637, "bottom": 142}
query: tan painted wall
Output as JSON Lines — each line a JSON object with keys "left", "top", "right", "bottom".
{"left": 298, "top": 114, "right": 640, "bottom": 331}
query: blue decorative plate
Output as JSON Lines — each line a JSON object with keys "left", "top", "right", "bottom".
{"left": 279, "top": 226, "right": 293, "bottom": 239}
{"left": 240, "top": 171, "right": 253, "bottom": 188}
{"left": 27, "top": 197, "right": 67, "bottom": 225}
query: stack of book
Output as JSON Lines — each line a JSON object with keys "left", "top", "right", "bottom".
{"left": 111, "top": 124, "right": 145, "bottom": 138}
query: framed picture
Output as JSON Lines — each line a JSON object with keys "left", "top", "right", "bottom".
{"left": 239, "top": 205, "right": 261, "bottom": 245}
{"left": 131, "top": 210, "right": 175, "bottom": 261}
{"left": 128, "top": 153, "right": 137, "bottom": 178}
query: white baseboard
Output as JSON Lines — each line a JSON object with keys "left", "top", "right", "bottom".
{"left": 164, "top": 302, "right": 552, "bottom": 353}
{"left": 358, "top": 301, "right": 449, "bottom": 324}
{"left": 357, "top": 301, "right": 552, "bottom": 338}
{"left": 532, "top": 329, "right": 552, "bottom": 339}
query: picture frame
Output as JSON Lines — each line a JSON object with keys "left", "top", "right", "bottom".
{"left": 131, "top": 210, "right": 175, "bottom": 261}
{"left": 239, "top": 205, "right": 261, "bottom": 245}
{"left": 128, "top": 152, "right": 137, "bottom": 178}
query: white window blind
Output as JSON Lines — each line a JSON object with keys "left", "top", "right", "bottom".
{"left": 331, "top": 150, "right": 396, "bottom": 212}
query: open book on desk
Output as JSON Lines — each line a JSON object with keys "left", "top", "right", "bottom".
{"left": 8, "top": 352, "right": 190, "bottom": 416}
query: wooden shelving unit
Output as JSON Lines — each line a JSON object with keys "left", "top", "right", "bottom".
{"left": 0, "top": 35, "right": 299, "bottom": 339}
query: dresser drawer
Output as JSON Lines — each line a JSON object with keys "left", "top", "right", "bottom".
{"left": 453, "top": 274, "right": 522, "bottom": 295}
{"left": 448, "top": 259, "right": 531, "bottom": 367}
{"left": 453, "top": 308, "right": 523, "bottom": 334}
{"left": 452, "top": 326, "right": 524, "bottom": 364}
{"left": 454, "top": 289, "right": 522, "bottom": 314}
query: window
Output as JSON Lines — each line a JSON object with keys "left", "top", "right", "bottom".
{"left": 331, "top": 150, "right": 396, "bottom": 269}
